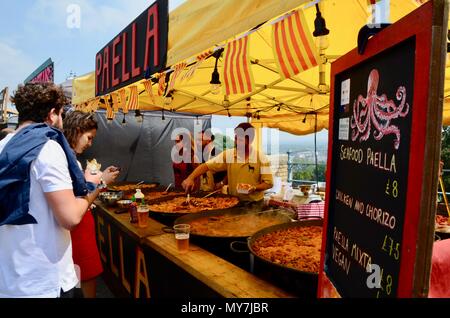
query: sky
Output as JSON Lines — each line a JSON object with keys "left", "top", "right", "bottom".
{"left": 0, "top": 0, "right": 328, "bottom": 151}
{"left": 0, "top": 0, "right": 185, "bottom": 91}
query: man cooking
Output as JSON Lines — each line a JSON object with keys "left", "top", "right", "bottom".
{"left": 182, "top": 123, "right": 273, "bottom": 202}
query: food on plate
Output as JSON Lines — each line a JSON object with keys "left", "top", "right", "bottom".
{"left": 86, "top": 159, "right": 101, "bottom": 173}
{"left": 252, "top": 226, "right": 322, "bottom": 273}
{"left": 188, "top": 213, "right": 289, "bottom": 237}
{"left": 110, "top": 183, "right": 158, "bottom": 192}
{"left": 148, "top": 196, "right": 239, "bottom": 213}
{"left": 236, "top": 183, "right": 254, "bottom": 194}
{"left": 436, "top": 215, "right": 450, "bottom": 228}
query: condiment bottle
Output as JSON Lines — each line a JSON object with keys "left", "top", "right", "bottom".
{"left": 129, "top": 196, "right": 138, "bottom": 224}
{"left": 134, "top": 189, "right": 144, "bottom": 205}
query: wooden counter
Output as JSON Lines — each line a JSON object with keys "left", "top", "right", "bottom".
{"left": 144, "top": 233, "right": 293, "bottom": 298}
{"left": 95, "top": 200, "right": 165, "bottom": 243}
{"left": 93, "top": 201, "right": 294, "bottom": 298}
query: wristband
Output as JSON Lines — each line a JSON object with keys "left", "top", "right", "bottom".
{"left": 86, "top": 182, "right": 98, "bottom": 193}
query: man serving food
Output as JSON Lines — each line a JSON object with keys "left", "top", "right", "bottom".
{"left": 182, "top": 123, "right": 273, "bottom": 202}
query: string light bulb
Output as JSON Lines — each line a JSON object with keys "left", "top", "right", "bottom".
{"left": 121, "top": 113, "right": 127, "bottom": 126}
{"left": 302, "top": 113, "right": 308, "bottom": 123}
{"left": 210, "top": 50, "right": 222, "bottom": 95}
{"left": 161, "top": 109, "right": 165, "bottom": 121}
{"left": 313, "top": 3, "right": 330, "bottom": 37}
{"left": 135, "top": 109, "right": 143, "bottom": 123}
{"left": 164, "top": 91, "right": 173, "bottom": 106}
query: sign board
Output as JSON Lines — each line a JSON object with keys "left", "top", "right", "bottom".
{"left": 94, "top": 211, "right": 153, "bottom": 298}
{"left": 95, "top": 0, "right": 168, "bottom": 96}
{"left": 318, "top": 0, "right": 448, "bottom": 298}
{"left": 24, "top": 58, "right": 54, "bottom": 84}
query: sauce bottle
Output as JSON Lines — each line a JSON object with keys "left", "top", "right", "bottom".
{"left": 129, "top": 196, "right": 138, "bottom": 224}
{"left": 134, "top": 189, "right": 144, "bottom": 205}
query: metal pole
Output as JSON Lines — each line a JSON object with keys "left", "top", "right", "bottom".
{"left": 314, "top": 113, "right": 319, "bottom": 185}
{"left": 372, "top": 0, "right": 390, "bottom": 25}
{"left": 1, "top": 87, "right": 8, "bottom": 123}
{"left": 287, "top": 150, "right": 292, "bottom": 183}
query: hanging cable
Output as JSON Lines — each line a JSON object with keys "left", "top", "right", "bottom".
{"left": 210, "top": 49, "right": 223, "bottom": 95}
{"left": 302, "top": 113, "right": 308, "bottom": 123}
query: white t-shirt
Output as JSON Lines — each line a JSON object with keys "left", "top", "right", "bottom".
{"left": 0, "top": 133, "right": 79, "bottom": 298}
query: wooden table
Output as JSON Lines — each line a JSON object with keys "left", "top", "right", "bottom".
{"left": 93, "top": 201, "right": 294, "bottom": 298}
{"left": 95, "top": 201, "right": 165, "bottom": 243}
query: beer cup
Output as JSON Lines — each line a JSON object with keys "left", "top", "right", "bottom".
{"left": 173, "top": 224, "right": 190, "bottom": 253}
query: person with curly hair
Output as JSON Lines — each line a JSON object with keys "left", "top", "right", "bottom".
{"left": 0, "top": 83, "right": 104, "bottom": 298}
{"left": 63, "top": 110, "right": 119, "bottom": 298}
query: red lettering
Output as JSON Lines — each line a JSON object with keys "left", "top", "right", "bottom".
{"left": 30, "top": 67, "right": 53, "bottom": 83}
{"left": 96, "top": 53, "right": 103, "bottom": 94}
{"left": 122, "top": 32, "right": 130, "bottom": 82}
{"left": 102, "top": 46, "right": 110, "bottom": 92}
{"left": 144, "top": 4, "right": 159, "bottom": 70}
{"left": 112, "top": 36, "right": 121, "bottom": 87}
{"left": 131, "top": 23, "right": 141, "bottom": 78}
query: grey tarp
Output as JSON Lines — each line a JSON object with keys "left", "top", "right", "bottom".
{"left": 80, "top": 111, "right": 211, "bottom": 186}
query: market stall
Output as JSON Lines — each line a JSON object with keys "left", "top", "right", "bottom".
{"left": 68, "top": 0, "right": 450, "bottom": 298}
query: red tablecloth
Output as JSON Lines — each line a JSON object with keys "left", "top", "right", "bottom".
{"left": 268, "top": 199, "right": 324, "bottom": 220}
{"left": 429, "top": 238, "right": 450, "bottom": 298}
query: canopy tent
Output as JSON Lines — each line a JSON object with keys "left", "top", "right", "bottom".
{"left": 73, "top": 0, "right": 448, "bottom": 135}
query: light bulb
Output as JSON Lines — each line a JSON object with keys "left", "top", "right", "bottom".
{"left": 164, "top": 95, "right": 173, "bottom": 106}
{"left": 210, "top": 83, "right": 221, "bottom": 95}
{"left": 135, "top": 110, "right": 143, "bottom": 123}
{"left": 317, "top": 35, "right": 329, "bottom": 50}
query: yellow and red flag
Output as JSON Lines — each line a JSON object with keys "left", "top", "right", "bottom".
{"left": 143, "top": 79, "right": 155, "bottom": 105}
{"left": 104, "top": 95, "right": 115, "bottom": 120}
{"left": 167, "top": 62, "right": 187, "bottom": 93}
{"left": 157, "top": 73, "right": 166, "bottom": 96}
{"left": 118, "top": 88, "right": 128, "bottom": 113}
{"left": 223, "top": 36, "right": 255, "bottom": 95}
{"left": 86, "top": 98, "right": 99, "bottom": 113}
{"left": 181, "top": 50, "right": 212, "bottom": 82}
{"left": 127, "top": 85, "right": 139, "bottom": 110}
{"left": 111, "top": 93, "right": 119, "bottom": 114}
{"left": 272, "top": 10, "right": 320, "bottom": 79}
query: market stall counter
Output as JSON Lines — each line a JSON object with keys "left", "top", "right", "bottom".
{"left": 93, "top": 200, "right": 294, "bottom": 298}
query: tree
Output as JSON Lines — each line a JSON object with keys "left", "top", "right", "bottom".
{"left": 441, "top": 127, "right": 450, "bottom": 196}
{"left": 214, "top": 133, "right": 234, "bottom": 153}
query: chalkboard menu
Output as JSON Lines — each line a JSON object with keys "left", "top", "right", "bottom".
{"left": 325, "top": 38, "right": 414, "bottom": 298}
{"left": 318, "top": 1, "right": 448, "bottom": 298}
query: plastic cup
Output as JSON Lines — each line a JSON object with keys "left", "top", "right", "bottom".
{"left": 173, "top": 224, "right": 190, "bottom": 253}
{"left": 137, "top": 205, "right": 149, "bottom": 228}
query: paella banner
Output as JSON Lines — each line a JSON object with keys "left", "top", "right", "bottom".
{"left": 95, "top": 0, "right": 168, "bottom": 96}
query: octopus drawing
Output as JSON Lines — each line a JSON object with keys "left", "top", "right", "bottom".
{"left": 350, "top": 69, "right": 410, "bottom": 150}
